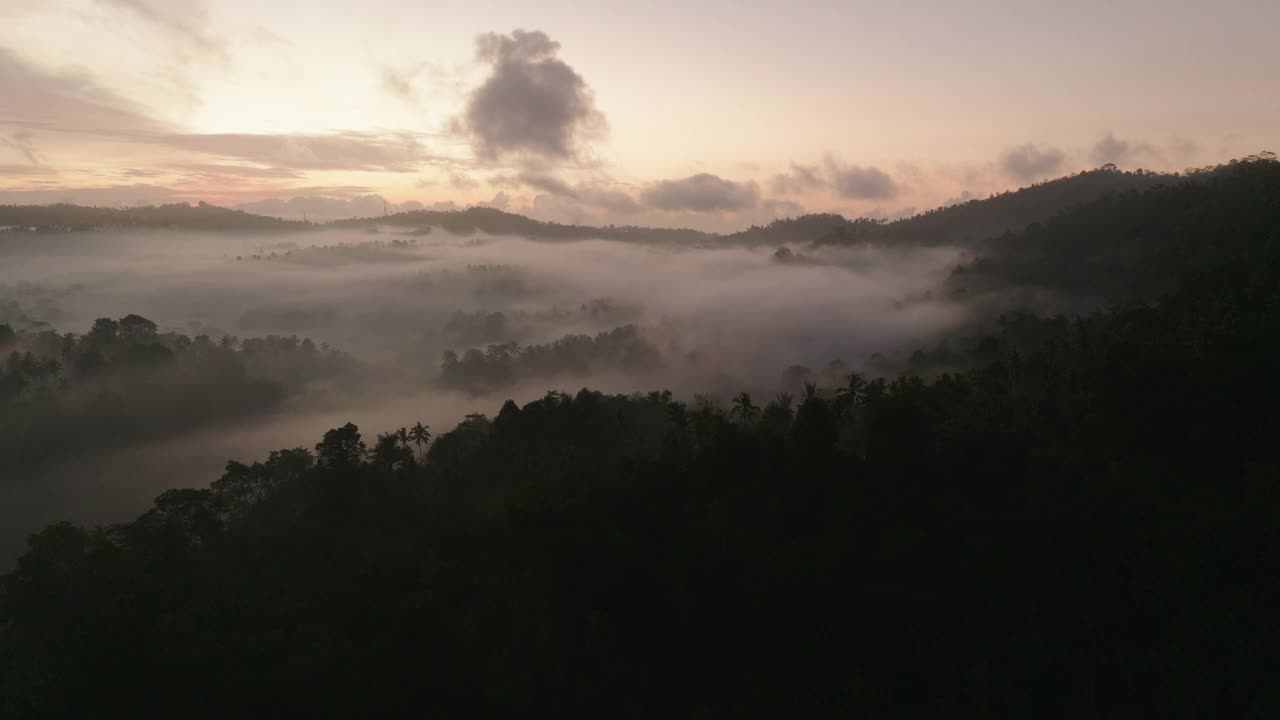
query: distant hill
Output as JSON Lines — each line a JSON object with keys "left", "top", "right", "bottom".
{"left": 331, "top": 206, "right": 715, "bottom": 245}
{"left": 723, "top": 165, "right": 1182, "bottom": 248}
{"left": 0, "top": 202, "right": 309, "bottom": 232}
{"left": 0, "top": 163, "right": 1238, "bottom": 248}
{"left": 326, "top": 167, "right": 1182, "bottom": 248}
{"left": 947, "top": 155, "right": 1280, "bottom": 303}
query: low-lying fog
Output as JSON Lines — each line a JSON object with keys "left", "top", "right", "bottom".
{"left": 0, "top": 225, "right": 968, "bottom": 560}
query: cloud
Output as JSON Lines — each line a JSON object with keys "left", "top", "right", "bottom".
{"left": 579, "top": 188, "right": 640, "bottom": 215}
{"left": 824, "top": 159, "right": 898, "bottom": 200}
{"left": 940, "top": 190, "right": 977, "bottom": 208}
{"left": 159, "top": 132, "right": 432, "bottom": 172}
{"left": 770, "top": 163, "right": 824, "bottom": 195}
{"left": 1090, "top": 133, "right": 1159, "bottom": 167}
{"left": 1, "top": 46, "right": 441, "bottom": 178}
{"left": 478, "top": 191, "right": 510, "bottom": 209}
{"left": 0, "top": 130, "right": 45, "bottom": 168}
{"left": 0, "top": 45, "right": 167, "bottom": 135}
{"left": 641, "top": 173, "right": 760, "bottom": 213}
{"left": 510, "top": 173, "right": 641, "bottom": 214}
{"left": 448, "top": 172, "right": 480, "bottom": 190}
{"left": 96, "top": 0, "right": 227, "bottom": 62}
{"left": 458, "top": 29, "right": 605, "bottom": 160}
{"left": 519, "top": 172, "right": 577, "bottom": 198}
{"left": 769, "top": 157, "right": 897, "bottom": 200}
{"left": 381, "top": 62, "right": 432, "bottom": 103}
{"left": 1000, "top": 143, "right": 1065, "bottom": 182}
{"left": 762, "top": 198, "right": 806, "bottom": 218}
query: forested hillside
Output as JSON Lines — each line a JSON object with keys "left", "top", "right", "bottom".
{"left": 3, "top": 158, "right": 1279, "bottom": 717}
{"left": 0, "top": 202, "right": 308, "bottom": 232}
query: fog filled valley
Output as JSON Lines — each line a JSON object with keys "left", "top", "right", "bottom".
{"left": 0, "top": 162, "right": 1211, "bottom": 559}
{"left": 3, "top": 155, "right": 1280, "bottom": 716}
{"left": 0, "top": 213, "right": 974, "bottom": 557}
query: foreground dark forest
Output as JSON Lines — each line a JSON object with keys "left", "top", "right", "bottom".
{"left": 2, "top": 158, "right": 1279, "bottom": 717}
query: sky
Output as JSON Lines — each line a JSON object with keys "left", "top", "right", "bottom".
{"left": 1, "top": 0, "right": 1277, "bottom": 230}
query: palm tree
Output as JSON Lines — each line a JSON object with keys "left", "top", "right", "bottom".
{"left": 837, "top": 372, "right": 867, "bottom": 406}
{"left": 801, "top": 380, "right": 819, "bottom": 402}
{"left": 730, "top": 391, "right": 760, "bottom": 427}
{"left": 408, "top": 422, "right": 431, "bottom": 458}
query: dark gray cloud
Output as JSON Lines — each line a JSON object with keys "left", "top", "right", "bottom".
{"left": 579, "top": 188, "right": 640, "bottom": 214}
{"left": 509, "top": 173, "right": 641, "bottom": 214}
{"left": 459, "top": 30, "right": 605, "bottom": 160}
{"left": 770, "top": 157, "right": 897, "bottom": 200}
{"left": 519, "top": 172, "right": 577, "bottom": 198}
{"left": 1092, "top": 134, "right": 1130, "bottom": 165}
{"left": 641, "top": 173, "right": 760, "bottom": 213}
{"left": 769, "top": 162, "right": 824, "bottom": 195}
{"left": 1000, "top": 143, "right": 1065, "bottom": 182}
{"left": 825, "top": 159, "right": 898, "bottom": 200}
{"left": 1090, "top": 133, "right": 1157, "bottom": 167}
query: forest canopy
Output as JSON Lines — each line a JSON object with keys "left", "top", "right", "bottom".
{"left": 2, "top": 156, "right": 1279, "bottom": 717}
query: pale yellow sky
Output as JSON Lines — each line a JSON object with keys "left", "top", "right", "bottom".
{"left": 1, "top": 0, "right": 1277, "bottom": 229}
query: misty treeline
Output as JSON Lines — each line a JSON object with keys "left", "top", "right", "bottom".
{"left": 443, "top": 298, "right": 639, "bottom": 344}
{"left": 0, "top": 315, "right": 354, "bottom": 472}
{"left": 440, "top": 324, "right": 660, "bottom": 392}
{"left": 231, "top": 236, "right": 421, "bottom": 266}
{"left": 3, "top": 246, "right": 1279, "bottom": 716}
{"left": 3, "top": 156, "right": 1280, "bottom": 715}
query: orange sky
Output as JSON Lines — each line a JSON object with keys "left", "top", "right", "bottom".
{"left": 2, "top": 0, "right": 1277, "bottom": 229}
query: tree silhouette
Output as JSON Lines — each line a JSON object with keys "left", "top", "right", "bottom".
{"left": 730, "top": 391, "right": 760, "bottom": 427}
{"left": 315, "top": 422, "right": 366, "bottom": 469}
{"left": 408, "top": 422, "right": 431, "bottom": 458}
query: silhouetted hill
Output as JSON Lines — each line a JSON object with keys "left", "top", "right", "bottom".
{"left": 332, "top": 206, "right": 714, "bottom": 244}
{"left": 723, "top": 165, "right": 1181, "bottom": 248}
{"left": 0, "top": 202, "right": 309, "bottom": 232}
{"left": 947, "top": 154, "right": 1280, "bottom": 303}
{"left": 336, "top": 168, "right": 1179, "bottom": 247}
{"left": 0, "top": 161, "right": 1260, "bottom": 256}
